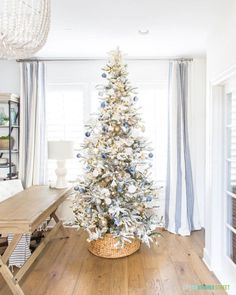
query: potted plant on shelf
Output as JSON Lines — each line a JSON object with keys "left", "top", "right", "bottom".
{"left": 0, "top": 110, "right": 9, "bottom": 126}
{"left": 0, "top": 136, "right": 14, "bottom": 150}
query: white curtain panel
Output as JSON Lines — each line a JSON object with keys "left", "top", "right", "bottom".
{"left": 19, "top": 62, "right": 48, "bottom": 188}
{"left": 165, "top": 61, "right": 201, "bottom": 235}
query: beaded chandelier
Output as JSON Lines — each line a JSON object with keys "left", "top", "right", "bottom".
{"left": 0, "top": 0, "right": 51, "bottom": 59}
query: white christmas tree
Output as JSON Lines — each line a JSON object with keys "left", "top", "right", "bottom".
{"left": 73, "top": 48, "right": 160, "bottom": 247}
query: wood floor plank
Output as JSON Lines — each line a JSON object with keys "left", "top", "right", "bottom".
{"left": 0, "top": 229, "right": 225, "bottom": 295}
{"left": 111, "top": 257, "right": 128, "bottom": 295}
{"left": 22, "top": 233, "right": 69, "bottom": 295}
{"left": 173, "top": 261, "right": 205, "bottom": 295}
{"left": 158, "top": 253, "right": 183, "bottom": 295}
{"left": 128, "top": 250, "right": 145, "bottom": 290}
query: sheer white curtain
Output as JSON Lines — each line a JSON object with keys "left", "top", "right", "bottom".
{"left": 19, "top": 61, "right": 48, "bottom": 188}
{"left": 165, "top": 61, "right": 201, "bottom": 235}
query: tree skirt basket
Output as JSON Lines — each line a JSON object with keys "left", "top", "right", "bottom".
{"left": 88, "top": 234, "right": 140, "bottom": 258}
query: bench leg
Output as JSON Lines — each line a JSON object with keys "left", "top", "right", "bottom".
{"left": 0, "top": 212, "right": 68, "bottom": 294}
{"left": 0, "top": 243, "right": 25, "bottom": 295}
{"left": 14, "top": 220, "right": 62, "bottom": 283}
{"left": 51, "top": 212, "right": 69, "bottom": 239}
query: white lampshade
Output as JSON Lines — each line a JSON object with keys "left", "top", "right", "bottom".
{"left": 48, "top": 141, "right": 74, "bottom": 160}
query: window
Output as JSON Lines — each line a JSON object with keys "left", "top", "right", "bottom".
{"left": 137, "top": 85, "right": 168, "bottom": 185}
{"left": 225, "top": 92, "right": 236, "bottom": 265}
{"left": 46, "top": 84, "right": 85, "bottom": 182}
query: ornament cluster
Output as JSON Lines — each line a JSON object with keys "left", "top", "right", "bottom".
{"left": 73, "top": 48, "right": 161, "bottom": 247}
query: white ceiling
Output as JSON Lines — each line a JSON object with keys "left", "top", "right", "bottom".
{"left": 37, "top": 0, "right": 214, "bottom": 58}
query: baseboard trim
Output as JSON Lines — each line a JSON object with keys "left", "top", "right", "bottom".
{"left": 203, "top": 248, "right": 212, "bottom": 271}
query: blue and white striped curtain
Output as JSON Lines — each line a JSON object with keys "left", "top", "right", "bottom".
{"left": 19, "top": 61, "right": 48, "bottom": 188}
{"left": 165, "top": 61, "right": 201, "bottom": 236}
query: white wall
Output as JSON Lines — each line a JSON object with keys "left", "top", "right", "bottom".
{"left": 0, "top": 61, "right": 20, "bottom": 94}
{"left": 207, "top": 0, "right": 236, "bottom": 81}
{"left": 205, "top": 1, "right": 236, "bottom": 293}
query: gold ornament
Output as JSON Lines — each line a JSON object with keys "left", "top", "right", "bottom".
{"left": 140, "top": 153, "right": 146, "bottom": 160}
{"left": 137, "top": 206, "right": 144, "bottom": 213}
{"left": 114, "top": 125, "right": 121, "bottom": 133}
{"left": 105, "top": 177, "right": 112, "bottom": 184}
{"left": 100, "top": 180, "right": 107, "bottom": 187}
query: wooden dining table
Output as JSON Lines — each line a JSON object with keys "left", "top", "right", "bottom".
{"left": 0, "top": 185, "right": 72, "bottom": 295}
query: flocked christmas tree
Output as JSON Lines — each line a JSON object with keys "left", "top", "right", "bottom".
{"left": 73, "top": 48, "right": 160, "bottom": 247}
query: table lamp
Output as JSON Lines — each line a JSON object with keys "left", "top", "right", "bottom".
{"left": 48, "top": 140, "right": 74, "bottom": 189}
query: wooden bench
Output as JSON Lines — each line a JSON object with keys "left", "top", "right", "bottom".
{"left": 0, "top": 185, "right": 71, "bottom": 295}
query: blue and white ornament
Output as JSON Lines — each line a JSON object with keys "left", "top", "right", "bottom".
{"left": 117, "top": 185, "right": 123, "bottom": 193}
{"left": 127, "top": 166, "right": 135, "bottom": 175}
{"left": 74, "top": 186, "right": 85, "bottom": 193}
{"left": 74, "top": 185, "right": 80, "bottom": 191}
{"left": 102, "top": 73, "right": 107, "bottom": 78}
{"left": 102, "top": 126, "right": 108, "bottom": 132}
{"left": 86, "top": 165, "right": 91, "bottom": 171}
{"left": 101, "top": 153, "right": 107, "bottom": 159}
{"left": 114, "top": 218, "right": 120, "bottom": 226}
{"left": 85, "top": 131, "right": 91, "bottom": 137}
{"left": 85, "top": 208, "right": 92, "bottom": 214}
{"left": 123, "top": 122, "right": 129, "bottom": 128}
{"left": 133, "top": 96, "right": 138, "bottom": 102}
{"left": 101, "top": 101, "right": 106, "bottom": 108}
{"left": 148, "top": 152, "right": 154, "bottom": 158}
{"left": 146, "top": 195, "right": 153, "bottom": 202}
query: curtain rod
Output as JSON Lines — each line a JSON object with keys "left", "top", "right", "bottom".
{"left": 17, "top": 57, "right": 193, "bottom": 62}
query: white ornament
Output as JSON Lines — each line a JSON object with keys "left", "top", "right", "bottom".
{"left": 129, "top": 226, "right": 136, "bottom": 232}
{"left": 105, "top": 198, "right": 112, "bottom": 205}
{"left": 128, "top": 185, "right": 136, "bottom": 194}
{"left": 93, "top": 148, "right": 99, "bottom": 154}
{"left": 101, "top": 188, "right": 110, "bottom": 197}
{"left": 111, "top": 180, "right": 116, "bottom": 187}
{"left": 93, "top": 169, "right": 99, "bottom": 177}
{"left": 126, "top": 139, "right": 134, "bottom": 146}
{"left": 112, "top": 114, "right": 121, "bottom": 121}
{"left": 125, "top": 148, "right": 133, "bottom": 156}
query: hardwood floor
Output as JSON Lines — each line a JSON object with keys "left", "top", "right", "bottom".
{"left": 0, "top": 229, "right": 225, "bottom": 295}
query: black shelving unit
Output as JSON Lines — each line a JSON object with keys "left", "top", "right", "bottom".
{"left": 0, "top": 94, "right": 20, "bottom": 180}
